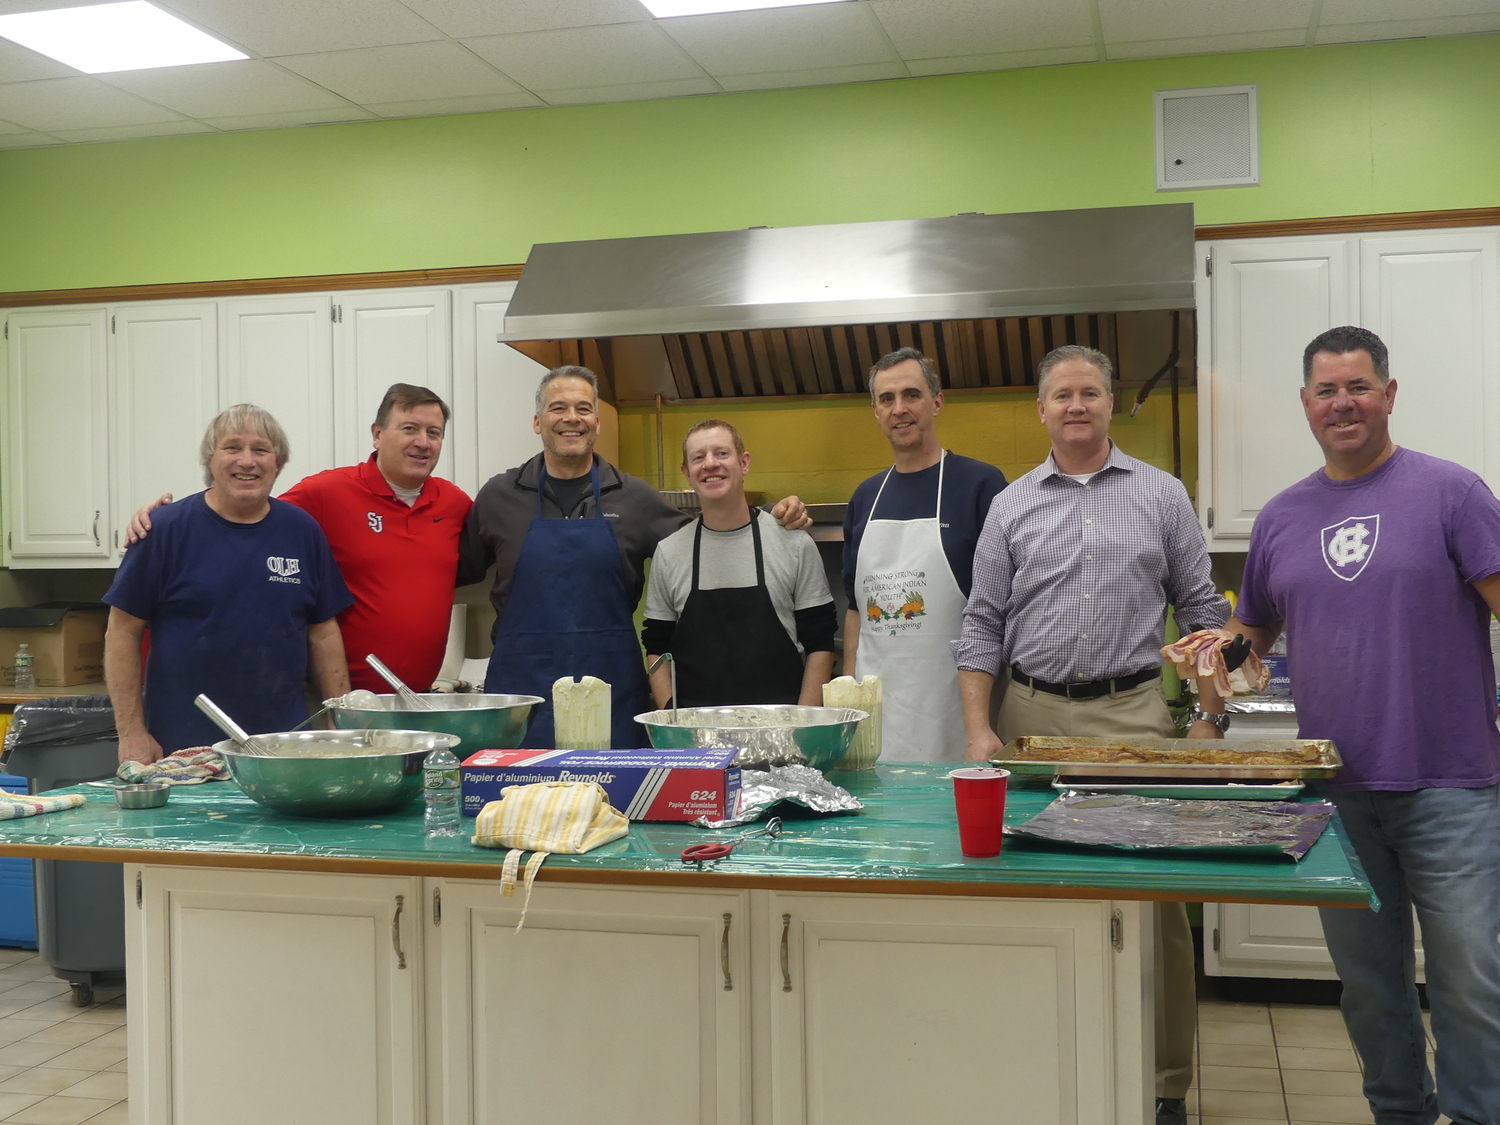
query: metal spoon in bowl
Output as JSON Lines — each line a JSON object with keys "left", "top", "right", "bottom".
{"left": 194, "top": 694, "right": 274, "bottom": 757}
{"left": 365, "top": 654, "right": 434, "bottom": 711}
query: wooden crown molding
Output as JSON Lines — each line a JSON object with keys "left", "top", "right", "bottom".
{"left": 0, "top": 262, "right": 524, "bottom": 309}
{"left": 1196, "top": 206, "right": 1500, "bottom": 241}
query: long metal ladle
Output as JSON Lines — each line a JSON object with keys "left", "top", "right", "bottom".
{"left": 194, "top": 694, "right": 273, "bottom": 757}
{"left": 366, "top": 653, "right": 434, "bottom": 711}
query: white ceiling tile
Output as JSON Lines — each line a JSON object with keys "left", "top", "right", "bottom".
{"left": 200, "top": 105, "right": 377, "bottom": 130}
{"left": 0, "top": 36, "right": 79, "bottom": 81}
{"left": 367, "top": 92, "right": 542, "bottom": 117}
{"left": 871, "top": 0, "right": 1094, "bottom": 59}
{"left": 1097, "top": 0, "right": 1311, "bottom": 42}
{"left": 1107, "top": 28, "right": 1306, "bottom": 60}
{"left": 0, "top": 130, "right": 62, "bottom": 148}
{"left": 397, "top": 0, "right": 647, "bottom": 39}
{"left": 152, "top": 0, "right": 445, "bottom": 55}
{"left": 538, "top": 76, "right": 720, "bottom": 105}
{"left": 0, "top": 115, "right": 26, "bottom": 133}
{"left": 1315, "top": 14, "right": 1500, "bottom": 41}
{"left": 463, "top": 22, "right": 705, "bottom": 90}
{"left": 717, "top": 61, "right": 905, "bottom": 91}
{"left": 102, "top": 60, "right": 354, "bottom": 117}
{"left": 906, "top": 43, "right": 1098, "bottom": 75}
{"left": 276, "top": 41, "right": 526, "bottom": 104}
{"left": 0, "top": 76, "right": 185, "bottom": 130}
{"left": 46, "top": 120, "right": 220, "bottom": 142}
{"left": 660, "top": 5, "right": 895, "bottom": 74}
{"left": 1319, "top": 0, "right": 1500, "bottom": 22}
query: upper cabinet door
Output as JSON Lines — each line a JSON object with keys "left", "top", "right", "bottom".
{"left": 1361, "top": 231, "right": 1500, "bottom": 487}
{"left": 333, "top": 289, "right": 453, "bottom": 480}
{"left": 110, "top": 303, "right": 218, "bottom": 555}
{"left": 1206, "top": 238, "right": 1356, "bottom": 538}
{"left": 4, "top": 308, "right": 111, "bottom": 559}
{"left": 221, "top": 295, "right": 334, "bottom": 495}
{"left": 453, "top": 283, "right": 545, "bottom": 499}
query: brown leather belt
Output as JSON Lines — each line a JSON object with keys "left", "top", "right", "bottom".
{"left": 1009, "top": 665, "right": 1160, "bottom": 700}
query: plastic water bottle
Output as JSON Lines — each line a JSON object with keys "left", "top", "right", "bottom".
{"left": 423, "top": 747, "right": 462, "bottom": 838}
{"left": 12, "top": 644, "right": 35, "bottom": 692}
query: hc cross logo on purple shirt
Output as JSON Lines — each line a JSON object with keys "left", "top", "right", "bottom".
{"left": 1320, "top": 514, "right": 1380, "bottom": 581}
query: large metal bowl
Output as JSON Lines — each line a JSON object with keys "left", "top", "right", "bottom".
{"left": 212, "top": 729, "right": 461, "bottom": 817}
{"left": 327, "top": 693, "right": 543, "bottom": 750}
{"left": 634, "top": 705, "right": 869, "bottom": 771}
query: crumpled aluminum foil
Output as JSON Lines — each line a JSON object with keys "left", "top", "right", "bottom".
{"left": 692, "top": 764, "right": 863, "bottom": 828}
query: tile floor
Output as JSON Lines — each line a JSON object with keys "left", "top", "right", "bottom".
{"left": 0, "top": 945, "right": 1457, "bottom": 1125}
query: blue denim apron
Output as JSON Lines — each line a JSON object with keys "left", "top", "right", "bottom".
{"left": 483, "top": 464, "right": 648, "bottom": 749}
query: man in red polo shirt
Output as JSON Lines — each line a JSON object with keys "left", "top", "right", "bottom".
{"left": 129, "top": 383, "right": 471, "bottom": 694}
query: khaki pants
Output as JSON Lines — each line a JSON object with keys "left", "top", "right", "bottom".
{"left": 999, "top": 673, "right": 1196, "bottom": 1100}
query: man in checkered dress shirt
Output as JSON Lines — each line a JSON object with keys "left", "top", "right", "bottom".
{"left": 951, "top": 344, "right": 1226, "bottom": 1125}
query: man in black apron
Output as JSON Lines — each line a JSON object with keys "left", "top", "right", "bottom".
{"left": 642, "top": 420, "right": 836, "bottom": 709}
{"left": 458, "top": 368, "right": 811, "bottom": 748}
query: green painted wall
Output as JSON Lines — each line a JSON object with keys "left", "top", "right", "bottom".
{"left": 1, "top": 33, "right": 1498, "bottom": 292}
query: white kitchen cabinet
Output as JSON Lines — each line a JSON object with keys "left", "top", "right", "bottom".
{"left": 333, "top": 288, "right": 454, "bottom": 480}
{"left": 109, "top": 302, "right": 218, "bottom": 555}
{"left": 1198, "top": 226, "right": 1500, "bottom": 547}
{"left": 1204, "top": 901, "right": 1424, "bottom": 983}
{"left": 428, "top": 880, "right": 750, "bottom": 1125}
{"left": 1200, "top": 237, "right": 1356, "bottom": 541}
{"left": 452, "top": 283, "right": 544, "bottom": 498}
{"left": 2, "top": 307, "right": 111, "bottom": 562}
{"left": 763, "top": 892, "right": 1149, "bottom": 1125}
{"left": 126, "top": 865, "right": 423, "bottom": 1125}
{"left": 220, "top": 294, "right": 335, "bottom": 494}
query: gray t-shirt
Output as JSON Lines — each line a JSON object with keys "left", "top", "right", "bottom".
{"left": 646, "top": 513, "right": 833, "bottom": 654}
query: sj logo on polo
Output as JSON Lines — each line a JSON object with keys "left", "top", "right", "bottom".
{"left": 1321, "top": 515, "right": 1379, "bottom": 581}
{"left": 267, "top": 556, "right": 303, "bottom": 584}
{"left": 367, "top": 512, "right": 384, "bottom": 533}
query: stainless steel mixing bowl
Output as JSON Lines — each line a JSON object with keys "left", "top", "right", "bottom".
{"left": 212, "top": 729, "right": 461, "bottom": 817}
{"left": 328, "top": 693, "right": 542, "bottom": 750}
{"left": 634, "top": 705, "right": 870, "bottom": 771}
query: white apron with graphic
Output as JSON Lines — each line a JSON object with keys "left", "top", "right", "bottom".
{"left": 853, "top": 453, "right": 967, "bottom": 763}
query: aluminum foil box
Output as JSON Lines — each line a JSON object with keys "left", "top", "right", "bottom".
{"left": 460, "top": 749, "right": 742, "bottom": 821}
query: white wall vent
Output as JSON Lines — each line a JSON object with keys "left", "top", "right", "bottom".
{"left": 1154, "top": 85, "right": 1259, "bottom": 191}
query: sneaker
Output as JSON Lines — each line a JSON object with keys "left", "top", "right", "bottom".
{"left": 1155, "top": 1097, "right": 1188, "bottom": 1125}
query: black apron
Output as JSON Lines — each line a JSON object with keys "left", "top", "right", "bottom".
{"left": 671, "top": 511, "right": 806, "bottom": 709}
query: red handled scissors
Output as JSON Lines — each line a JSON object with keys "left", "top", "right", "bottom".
{"left": 681, "top": 817, "right": 783, "bottom": 868}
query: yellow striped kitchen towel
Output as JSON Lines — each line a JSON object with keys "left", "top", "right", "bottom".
{"left": 472, "top": 781, "right": 628, "bottom": 929}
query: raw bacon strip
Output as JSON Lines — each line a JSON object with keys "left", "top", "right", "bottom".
{"left": 1161, "top": 630, "right": 1270, "bottom": 697}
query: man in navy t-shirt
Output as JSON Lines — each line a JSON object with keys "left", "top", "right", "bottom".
{"left": 841, "top": 348, "right": 1007, "bottom": 762}
{"left": 104, "top": 405, "right": 354, "bottom": 763}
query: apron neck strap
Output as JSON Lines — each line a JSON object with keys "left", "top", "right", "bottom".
{"left": 691, "top": 509, "right": 765, "bottom": 592}
{"left": 870, "top": 450, "right": 946, "bottom": 519}
{"left": 535, "top": 459, "right": 602, "bottom": 519}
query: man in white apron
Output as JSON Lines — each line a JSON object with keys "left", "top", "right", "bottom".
{"left": 841, "top": 348, "right": 1008, "bottom": 762}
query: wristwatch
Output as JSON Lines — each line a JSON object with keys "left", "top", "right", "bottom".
{"left": 1188, "top": 708, "right": 1231, "bottom": 733}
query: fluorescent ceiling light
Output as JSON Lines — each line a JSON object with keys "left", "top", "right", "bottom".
{"left": 0, "top": 1, "right": 247, "bottom": 74}
{"left": 643, "top": 0, "right": 848, "bottom": 16}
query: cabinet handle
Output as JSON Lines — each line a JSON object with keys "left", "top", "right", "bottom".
{"left": 780, "top": 913, "right": 792, "bottom": 992}
{"left": 392, "top": 894, "right": 407, "bottom": 969}
{"left": 92, "top": 511, "right": 100, "bottom": 547}
{"left": 432, "top": 886, "right": 442, "bottom": 926}
{"left": 720, "top": 913, "right": 732, "bottom": 992}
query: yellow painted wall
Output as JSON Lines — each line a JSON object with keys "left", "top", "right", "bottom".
{"left": 617, "top": 390, "right": 1197, "bottom": 502}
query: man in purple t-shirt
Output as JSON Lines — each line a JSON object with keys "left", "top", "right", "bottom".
{"left": 1223, "top": 327, "right": 1500, "bottom": 1125}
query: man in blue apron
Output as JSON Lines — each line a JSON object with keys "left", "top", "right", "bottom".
{"left": 643, "top": 420, "right": 836, "bottom": 709}
{"left": 842, "top": 348, "right": 1008, "bottom": 762}
{"left": 458, "top": 367, "right": 810, "bottom": 748}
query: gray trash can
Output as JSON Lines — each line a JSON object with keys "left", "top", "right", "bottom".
{"left": 2, "top": 696, "right": 123, "bottom": 1006}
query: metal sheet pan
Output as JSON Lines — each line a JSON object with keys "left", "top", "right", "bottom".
{"left": 994, "top": 736, "right": 1342, "bottom": 780}
{"left": 1051, "top": 778, "right": 1305, "bottom": 801}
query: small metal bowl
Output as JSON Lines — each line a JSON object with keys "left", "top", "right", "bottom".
{"left": 115, "top": 783, "right": 169, "bottom": 810}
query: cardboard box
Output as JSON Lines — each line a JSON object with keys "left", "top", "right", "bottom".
{"left": 0, "top": 603, "right": 108, "bottom": 687}
{"left": 461, "top": 748, "right": 741, "bottom": 822}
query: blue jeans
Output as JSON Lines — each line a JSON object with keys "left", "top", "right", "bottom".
{"left": 1318, "top": 785, "right": 1500, "bottom": 1125}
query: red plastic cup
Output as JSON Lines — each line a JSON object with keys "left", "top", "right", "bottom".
{"left": 949, "top": 767, "right": 1010, "bottom": 857}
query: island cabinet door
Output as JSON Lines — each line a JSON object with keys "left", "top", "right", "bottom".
{"left": 759, "top": 892, "right": 1151, "bottom": 1125}
{"left": 127, "top": 865, "right": 423, "bottom": 1125}
{"left": 426, "top": 880, "right": 751, "bottom": 1125}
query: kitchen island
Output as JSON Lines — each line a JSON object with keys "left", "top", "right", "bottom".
{"left": 0, "top": 766, "right": 1369, "bottom": 1125}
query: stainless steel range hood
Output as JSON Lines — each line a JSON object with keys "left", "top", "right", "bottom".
{"left": 501, "top": 203, "right": 1195, "bottom": 340}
